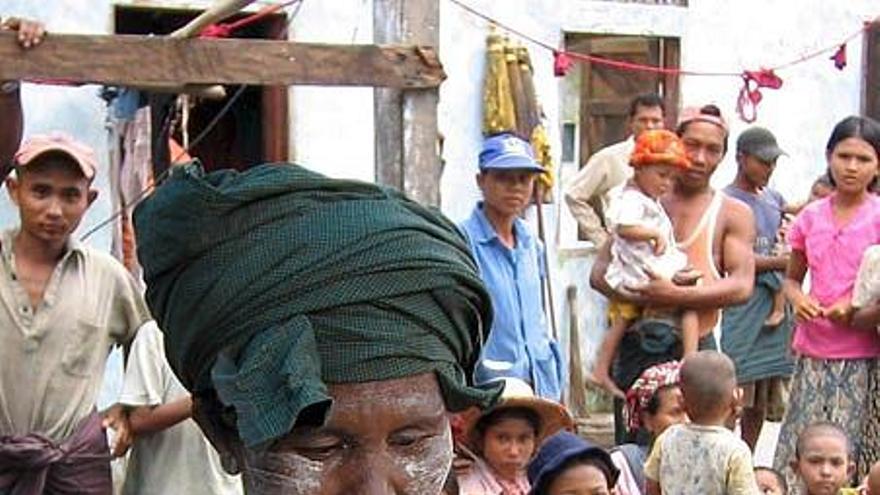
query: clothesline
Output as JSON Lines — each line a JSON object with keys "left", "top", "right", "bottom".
{"left": 446, "top": 0, "right": 874, "bottom": 78}
{"left": 446, "top": 0, "right": 879, "bottom": 122}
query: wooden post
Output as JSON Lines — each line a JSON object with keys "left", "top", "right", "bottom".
{"left": 374, "top": 0, "right": 441, "bottom": 206}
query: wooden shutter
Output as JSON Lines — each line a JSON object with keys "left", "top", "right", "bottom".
{"left": 865, "top": 23, "right": 880, "bottom": 121}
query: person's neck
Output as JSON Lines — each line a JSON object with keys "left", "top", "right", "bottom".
{"left": 731, "top": 174, "right": 759, "bottom": 194}
{"left": 14, "top": 229, "right": 68, "bottom": 266}
{"left": 482, "top": 204, "right": 517, "bottom": 248}
{"left": 673, "top": 181, "right": 712, "bottom": 200}
{"left": 490, "top": 464, "right": 522, "bottom": 485}
{"left": 833, "top": 190, "right": 869, "bottom": 209}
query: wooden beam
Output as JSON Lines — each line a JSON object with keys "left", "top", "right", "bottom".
{"left": 0, "top": 32, "right": 445, "bottom": 89}
{"left": 374, "top": 0, "right": 441, "bottom": 207}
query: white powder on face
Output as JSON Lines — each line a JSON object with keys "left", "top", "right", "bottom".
{"left": 243, "top": 450, "right": 324, "bottom": 494}
{"left": 400, "top": 422, "right": 453, "bottom": 494}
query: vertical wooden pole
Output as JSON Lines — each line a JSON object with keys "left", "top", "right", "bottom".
{"left": 374, "top": 0, "right": 441, "bottom": 206}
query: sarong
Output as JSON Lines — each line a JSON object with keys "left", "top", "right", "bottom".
{"left": 720, "top": 271, "right": 794, "bottom": 383}
{"left": 0, "top": 412, "right": 111, "bottom": 495}
{"left": 773, "top": 357, "right": 876, "bottom": 492}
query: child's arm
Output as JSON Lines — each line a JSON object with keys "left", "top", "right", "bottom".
{"left": 726, "top": 445, "right": 761, "bottom": 495}
{"left": 617, "top": 224, "right": 666, "bottom": 254}
{"left": 128, "top": 396, "right": 193, "bottom": 436}
{"left": 643, "top": 433, "right": 664, "bottom": 495}
{"left": 680, "top": 309, "right": 699, "bottom": 356}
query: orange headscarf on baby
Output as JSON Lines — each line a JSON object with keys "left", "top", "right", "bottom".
{"left": 630, "top": 129, "right": 691, "bottom": 170}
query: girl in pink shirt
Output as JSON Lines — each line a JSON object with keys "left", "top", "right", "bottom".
{"left": 773, "top": 116, "right": 880, "bottom": 487}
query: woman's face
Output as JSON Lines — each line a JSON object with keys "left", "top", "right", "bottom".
{"left": 643, "top": 386, "right": 687, "bottom": 436}
{"left": 828, "top": 137, "right": 879, "bottom": 195}
{"left": 546, "top": 463, "right": 612, "bottom": 495}
{"left": 237, "top": 373, "right": 453, "bottom": 494}
{"left": 479, "top": 416, "right": 537, "bottom": 480}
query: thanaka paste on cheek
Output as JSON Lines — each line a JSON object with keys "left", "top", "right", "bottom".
{"left": 401, "top": 423, "right": 453, "bottom": 494}
{"left": 243, "top": 449, "right": 324, "bottom": 494}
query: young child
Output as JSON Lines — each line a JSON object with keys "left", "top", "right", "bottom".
{"left": 591, "top": 129, "right": 700, "bottom": 398}
{"left": 809, "top": 174, "right": 835, "bottom": 202}
{"left": 789, "top": 422, "right": 856, "bottom": 495}
{"left": 644, "top": 351, "right": 758, "bottom": 495}
{"left": 755, "top": 466, "right": 788, "bottom": 495}
{"left": 527, "top": 431, "right": 620, "bottom": 495}
{"left": 119, "top": 322, "right": 242, "bottom": 495}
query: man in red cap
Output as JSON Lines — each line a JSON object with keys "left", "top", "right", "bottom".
{"left": 0, "top": 134, "right": 151, "bottom": 494}
{"left": 591, "top": 104, "right": 756, "bottom": 444}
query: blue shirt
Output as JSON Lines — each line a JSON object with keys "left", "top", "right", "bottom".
{"left": 722, "top": 186, "right": 785, "bottom": 256}
{"left": 459, "top": 204, "right": 564, "bottom": 400}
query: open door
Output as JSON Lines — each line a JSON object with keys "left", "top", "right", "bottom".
{"left": 114, "top": 5, "right": 290, "bottom": 172}
{"left": 566, "top": 34, "right": 680, "bottom": 166}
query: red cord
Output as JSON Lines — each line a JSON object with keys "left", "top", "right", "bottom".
{"left": 199, "top": 0, "right": 299, "bottom": 38}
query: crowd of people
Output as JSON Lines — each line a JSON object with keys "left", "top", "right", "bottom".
{"left": 1, "top": 16, "right": 880, "bottom": 495}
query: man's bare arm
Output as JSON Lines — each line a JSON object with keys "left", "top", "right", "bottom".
{"left": 755, "top": 253, "right": 788, "bottom": 273}
{"left": 629, "top": 199, "right": 755, "bottom": 308}
{"left": 589, "top": 239, "right": 647, "bottom": 305}
{"left": 0, "top": 90, "right": 22, "bottom": 173}
{"left": 564, "top": 156, "right": 610, "bottom": 246}
{"left": 589, "top": 240, "right": 616, "bottom": 299}
{"left": 0, "top": 17, "right": 45, "bottom": 175}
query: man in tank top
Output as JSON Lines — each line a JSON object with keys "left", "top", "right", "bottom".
{"left": 590, "top": 104, "right": 756, "bottom": 443}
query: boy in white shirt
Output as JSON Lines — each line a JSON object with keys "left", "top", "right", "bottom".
{"left": 119, "top": 322, "right": 242, "bottom": 495}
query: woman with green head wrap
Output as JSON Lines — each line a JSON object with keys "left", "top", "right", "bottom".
{"left": 133, "top": 163, "right": 501, "bottom": 494}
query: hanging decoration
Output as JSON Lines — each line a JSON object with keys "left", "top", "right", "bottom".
{"left": 448, "top": 0, "right": 879, "bottom": 123}
{"left": 831, "top": 44, "right": 848, "bottom": 70}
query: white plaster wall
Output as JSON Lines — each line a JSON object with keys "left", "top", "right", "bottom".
{"left": 286, "top": 0, "right": 375, "bottom": 182}
{"left": 439, "top": 0, "right": 565, "bottom": 222}
{"left": 564, "top": 0, "right": 878, "bottom": 203}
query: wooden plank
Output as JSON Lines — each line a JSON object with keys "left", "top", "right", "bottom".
{"left": 0, "top": 31, "right": 446, "bottom": 89}
{"left": 374, "top": 0, "right": 441, "bottom": 207}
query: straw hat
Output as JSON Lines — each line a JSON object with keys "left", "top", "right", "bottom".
{"left": 459, "top": 378, "right": 574, "bottom": 451}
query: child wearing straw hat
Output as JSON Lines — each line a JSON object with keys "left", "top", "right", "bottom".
{"left": 456, "top": 378, "right": 574, "bottom": 495}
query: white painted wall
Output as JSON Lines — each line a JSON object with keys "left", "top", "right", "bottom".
{"left": 2, "top": 0, "right": 877, "bottom": 408}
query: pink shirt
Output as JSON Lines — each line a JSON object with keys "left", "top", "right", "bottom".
{"left": 788, "top": 194, "right": 880, "bottom": 359}
{"left": 458, "top": 457, "right": 530, "bottom": 495}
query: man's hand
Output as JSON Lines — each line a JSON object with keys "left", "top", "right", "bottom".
{"left": 625, "top": 268, "right": 682, "bottom": 307}
{"left": 1, "top": 17, "right": 45, "bottom": 48}
{"left": 102, "top": 404, "right": 133, "bottom": 458}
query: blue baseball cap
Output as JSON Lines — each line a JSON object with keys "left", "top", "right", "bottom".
{"left": 479, "top": 133, "right": 544, "bottom": 173}
{"left": 527, "top": 431, "right": 620, "bottom": 494}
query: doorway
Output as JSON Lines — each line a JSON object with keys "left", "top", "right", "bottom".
{"left": 565, "top": 34, "right": 680, "bottom": 165}
{"left": 114, "top": 4, "right": 290, "bottom": 172}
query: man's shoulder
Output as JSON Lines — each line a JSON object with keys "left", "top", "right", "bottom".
{"left": 719, "top": 193, "right": 755, "bottom": 228}
{"left": 589, "top": 139, "right": 632, "bottom": 161}
{"left": 77, "top": 246, "right": 135, "bottom": 280}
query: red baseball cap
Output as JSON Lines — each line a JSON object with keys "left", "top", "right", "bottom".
{"left": 13, "top": 133, "right": 97, "bottom": 180}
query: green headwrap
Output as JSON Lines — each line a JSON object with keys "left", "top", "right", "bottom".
{"left": 134, "top": 163, "right": 500, "bottom": 448}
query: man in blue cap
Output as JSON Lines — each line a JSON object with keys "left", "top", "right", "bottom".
{"left": 459, "top": 133, "right": 565, "bottom": 401}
